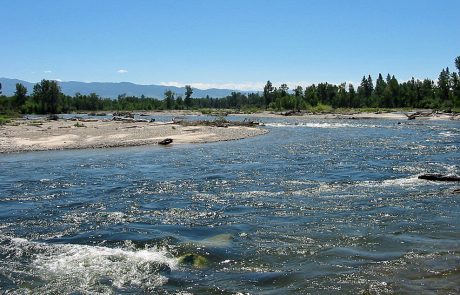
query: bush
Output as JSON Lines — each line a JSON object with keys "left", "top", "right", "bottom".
{"left": 306, "top": 103, "right": 333, "bottom": 113}
{"left": 74, "top": 122, "right": 86, "bottom": 128}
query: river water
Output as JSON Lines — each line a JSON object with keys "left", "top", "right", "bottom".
{"left": 0, "top": 116, "right": 459, "bottom": 294}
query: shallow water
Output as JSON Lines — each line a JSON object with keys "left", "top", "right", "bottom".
{"left": 1, "top": 117, "right": 459, "bottom": 294}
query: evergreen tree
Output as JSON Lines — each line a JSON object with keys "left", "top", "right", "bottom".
{"left": 348, "top": 84, "right": 357, "bottom": 107}
{"left": 455, "top": 56, "right": 460, "bottom": 73}
{"left": 437, "top": 68, "right": 450, "bottom": 102}
{"left": 386, "top": 73, "right": 391, "bottom": 84}
{"left": 263, "top": 80, "right": 274, "bottom": 107}
{"left": 388, "top": 75, "right": 400, "bottom": 107}
{"left": 451, "top": 72, "right": 460, "bottom": 107}
{"left": 357, "top": 76, "right": 368, "bottom": 106}
{"left": 375, "top": 73, "right": 386, "bottom": 100}
{"left": 419, "top": 79, "right": 436, "bottom": 107}
{"left": 366, "top": 75, "right": 374, "bottom": 98}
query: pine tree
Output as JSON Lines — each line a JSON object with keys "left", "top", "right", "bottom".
{"left": 455, "top": 56, "right": 460, "bottom": 73}
{"left": 437, "top": 68, "right": 450, "bottom": 102}
{"left": 375, "top": 73, "right": 386, "bottom": 100}
{"left": 348, "top": 84, "right": 357, "bottom": 108}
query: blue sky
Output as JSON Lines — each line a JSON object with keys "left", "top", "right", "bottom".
{"left": 1, "top": 0, "right": 459, "bottom": 90}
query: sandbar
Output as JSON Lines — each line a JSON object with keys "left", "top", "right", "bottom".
{"left": 0, "top": 119, "right": 268, "bottom": 153}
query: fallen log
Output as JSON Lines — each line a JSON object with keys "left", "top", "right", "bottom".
{"left": 418, "top": 173, "right": 460, "bottom": 182}
{"left": 158, "top": 138, "right": 173, "bottom": 145}
{"left": 405, "top": 111, "right": 433, "bottom": 120}
{"left": 176, "top": 118, "right": 262, "bottom": 127}
{"left": 281, "top": 110, "right": 304, "bottom": 116}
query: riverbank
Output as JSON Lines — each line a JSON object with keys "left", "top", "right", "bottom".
{"left": 0, "top": 119, "right": 268, "bottom": 153}
{"left": 124, "top": 109, "right": 459, "bottom": 121}
{"left": 233, "top": 110, "right": 460, "bottom": 121}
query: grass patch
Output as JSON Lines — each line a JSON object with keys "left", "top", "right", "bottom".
{"left": 0, "top": 116, "right": 11, "bottom": 125}
{"left": 74, "top": 122, "right": 86, "bottom": 128}
{"left": 27, "top": 120, "right": 44, "bottom": 126}
{"left": 240, "top": 107, "right": 262, "bottom": 114}
{"left": 306, "top": 103, "right": 333, "bottom": 113}
{"left": 0, "top": 111, "right": 20, "bottom": 125}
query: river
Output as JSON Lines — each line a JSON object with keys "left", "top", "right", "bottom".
{"left": 0, "top": 116, "right": 459, "bottom": 294}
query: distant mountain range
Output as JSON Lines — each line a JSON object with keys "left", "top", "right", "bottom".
{"left": 0, "top": 78, "right": 255, "bottom": 99}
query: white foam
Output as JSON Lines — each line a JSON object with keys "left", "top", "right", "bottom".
{"left": 380, "top": 176, "right": 422, "bottom": 187}
{"left": 4, "top": 236, "right": 177, "bottom": 292}
{"left": 439, "top": 131, "right": 456, "bottom": 137}
{"left": 359, "top": 174, "right": 450, "bottom": 189}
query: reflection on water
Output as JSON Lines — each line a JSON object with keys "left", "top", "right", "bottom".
{"left": 0, "top": 117, "right": 459, "bottom": 294}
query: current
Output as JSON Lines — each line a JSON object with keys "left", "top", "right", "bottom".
{"left": 0, "top": 116, "right": 459, "bottom": 294}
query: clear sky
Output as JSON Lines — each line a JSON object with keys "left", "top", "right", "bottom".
{"left": 1, "top": 0, "right": 459, "bottom": 90}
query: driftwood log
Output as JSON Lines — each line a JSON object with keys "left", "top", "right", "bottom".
{"left": 405, "top": 111, "right": 433, "bottom": 120}
{"left": 113, "top": 111, "right": 134, "bottom": 118}
{"left": 418, "top": 173, "right": 460, "bottom": 182}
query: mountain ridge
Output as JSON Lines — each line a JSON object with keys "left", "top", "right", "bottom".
{"left": 0, "top": 78, "right": 256, "bottom": 99}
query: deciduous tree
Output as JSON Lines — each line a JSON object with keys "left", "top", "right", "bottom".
{"left": 14, "top": 83, "right": 28, "bottom": 110}
{"left": 184, "top": 85, "right": 193, "bottom": 108}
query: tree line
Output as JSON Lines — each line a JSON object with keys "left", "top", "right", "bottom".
{"left": 1, "top": 56, "right": 459, "bottom": 114}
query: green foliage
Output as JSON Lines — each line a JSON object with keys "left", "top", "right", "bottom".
{"left": 241, "top": 106, "right": 261, "bottom": 114}
{"left": 31, "top": 79, "right": 62, "bottom": 114}
{"left": 263, "top": 80, "right": 274, "bottom": 107}
{"left": 164, "top": 90, "right": 175, "bottom": 109}
{"left": 1, "top": 57, "right": 460, "bottom": 114}
{"left": 0, "top": 111, "right": 20, "bottom": 125}
{"left": 14, "top": 83, "right": 28, "bottom": 110}
{"left": 0, "top": 115, "right": 11, "bottom": 125}
{"left": 184, "top": 85, "right": 193, "bottom": 109}
{"left": 200, "top": 108, "right": 213, "bottom": 115}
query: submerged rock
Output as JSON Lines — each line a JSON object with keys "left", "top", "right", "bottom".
{"left": 199, "top": 233, "right": 233, "bottom": 247}
{"left": 178, "top": 253, "right": 208, "bottom": 268}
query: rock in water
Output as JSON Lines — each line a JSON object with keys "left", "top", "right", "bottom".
{"left": 418, "top": 174, "right": 460, "bottom": 182}
{"left": 178, "top": 253, "right": 208, "bottom": 268}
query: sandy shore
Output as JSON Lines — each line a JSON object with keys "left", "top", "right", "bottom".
{"left": 0, "top": 119, "right": 268, "bottom": 153}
